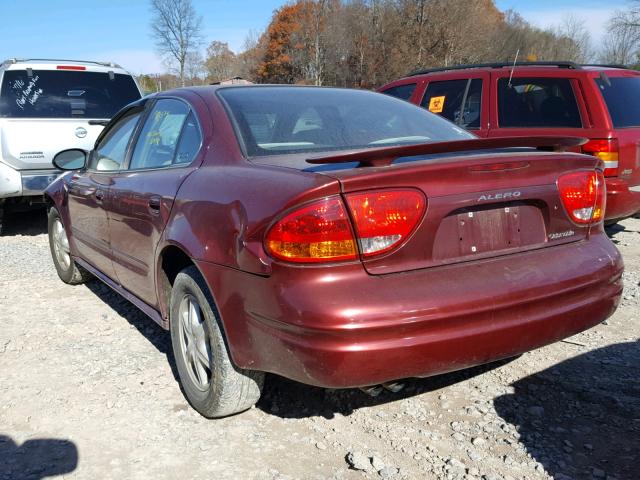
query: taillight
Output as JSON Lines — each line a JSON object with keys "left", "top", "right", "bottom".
{"left": 582, "top": 139, "right": 618, "bottom": 177}
{"left": 265, "top": 197, "right": 357, "bottom": 263}
{"left": 557, "top": 170, "right": 606, "bottom": 225}
{"left": 345, "top": 189, "right": 426, "bottom": 256}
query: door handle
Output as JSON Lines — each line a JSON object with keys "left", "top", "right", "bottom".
{"left": 95, "top": 189, "right": 105, "bottom": 203}
{"left": 148, "top": 196, "right": 161, "bottom": 215}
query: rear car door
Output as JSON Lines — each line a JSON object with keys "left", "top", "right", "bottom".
{"left": 488, "top": 71, "right": 589, "bottom": 143}
{"left": 417, "top": 73, "right": 490, "bottom": 137}
{"left": 107, "top": 97, "right": 204, "bottom": 307}
{"left": 66, "top": 106, "right": 144, "bottom": 281}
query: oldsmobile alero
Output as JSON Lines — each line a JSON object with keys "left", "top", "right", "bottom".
{"left": 45, "top": 85, "right": 624, "bottom": 417}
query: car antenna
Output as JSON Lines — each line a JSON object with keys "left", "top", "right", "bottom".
{"left": 508, "top": 49, "right": 520, "bottom": 88}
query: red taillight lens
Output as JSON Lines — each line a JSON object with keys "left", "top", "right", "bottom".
{"left": 582, "top": 139, "right": 618, "bottom": 177}
{"left": 265, "top": 197, "right": 357, "bottom": 263}
{"left": 345, "top": 189, "right": 426, "bottom": 256}
{"left": 557, "top": 170, "right": 606, "bottom": 225}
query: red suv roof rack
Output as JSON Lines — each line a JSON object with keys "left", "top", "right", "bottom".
{"left": 407, "top": 61, "right": 582, "bottom": 77}
{"left": 407, "top": 61, "right": 630, "bottom": 77}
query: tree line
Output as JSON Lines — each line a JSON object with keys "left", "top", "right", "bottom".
{"left": 143, "top": 0, "right": 637, "bottom": 92}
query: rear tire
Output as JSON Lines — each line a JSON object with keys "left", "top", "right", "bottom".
{"left": 47, "top": 207, "right": 91, "bottom": 284}
{"left": 170, "top": 265, "right": 264, "bottom": 418}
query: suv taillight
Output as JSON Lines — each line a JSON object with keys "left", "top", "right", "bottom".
{"left": 264, "top": 190, "right": 426, "bottom": 263}
{"left": 557, "top": 170, "right": 606, "bottom": 225}
{"left": 581, "top": 139, "right": 618, "bottom": 177}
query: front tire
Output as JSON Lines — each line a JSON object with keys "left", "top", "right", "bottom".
{"left": 47, "top": 207, "right": 91, "bottom": 284}
{"left": 170, "top": 266, "right": 264, "bottom": 418}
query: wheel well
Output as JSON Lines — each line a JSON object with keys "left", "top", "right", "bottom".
{"left": 158, "top": 245, "right": 195, "bottom": 322}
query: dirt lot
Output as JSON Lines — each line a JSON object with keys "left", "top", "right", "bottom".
{"left": 0, "top": 211, "right": 638, "bottom": 480}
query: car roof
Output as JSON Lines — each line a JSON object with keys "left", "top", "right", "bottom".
{"left": 405, "top": 61, "right": 632, "bottom": 78}
{"left": 0, "top": 58, "right": 130, "bottom": 74}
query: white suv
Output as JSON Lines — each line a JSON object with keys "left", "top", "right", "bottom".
{"left": 0, "top": 58, "right": 142, "bottom": 233}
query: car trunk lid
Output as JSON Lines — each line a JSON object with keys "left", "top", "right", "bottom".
{"left": 309, "top": 139, "right": 601, "bottom": 275}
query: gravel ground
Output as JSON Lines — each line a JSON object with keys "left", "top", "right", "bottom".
{"left": 0, "top": 211, "right": 638, "bottom": 480}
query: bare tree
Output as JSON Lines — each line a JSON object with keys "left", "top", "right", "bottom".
{"left": 601, "top": 9, "right": 640, "bottom": 64}
{"left": 204, "top": 41, "right": 238, "bottom": 83}
{"left": 553, "top": 14, "right": 593, "bottom": 63}
{"left": 150, "top": 0, "right": 203, "bottom": 87}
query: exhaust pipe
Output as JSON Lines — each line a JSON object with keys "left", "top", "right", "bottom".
{"left": 359, "top": 382, "right": 405, "bottom": 397}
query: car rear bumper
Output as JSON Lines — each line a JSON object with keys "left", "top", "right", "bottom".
{"left": 605, "top": 178, "right": 640, "bottom": 221}
{"left": 198, "top": 232, "right": 623, "bottom": 388}
{"left": 0, "top": 162, "right": 60, "bottom": 198}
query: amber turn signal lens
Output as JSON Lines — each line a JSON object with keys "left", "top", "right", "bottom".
{"left": 265, "top": 197, "right": 357, "bottom": 263}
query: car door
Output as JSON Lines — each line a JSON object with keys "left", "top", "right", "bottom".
{"left": 417, "top": 73, "right": 490, "bottom": 137}
{"left": 66, "top": 106, "right": 143, "bottom": 281}
{"left": 107, "top": 97, "right": 203, "bottom": 307}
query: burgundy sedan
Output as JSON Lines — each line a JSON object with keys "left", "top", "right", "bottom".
{"left": 45, "top": 86, "right": 623, "bottom": 417}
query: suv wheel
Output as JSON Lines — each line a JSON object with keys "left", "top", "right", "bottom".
{"left": 48, "top": 207, "right": 92, "bottom": 284}
{"left": 170, "top": 265, "right": 264, "bottom": 417}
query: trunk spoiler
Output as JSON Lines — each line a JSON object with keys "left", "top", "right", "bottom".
{"left": 306, "top": 136, "right": 587, "bottom": 168}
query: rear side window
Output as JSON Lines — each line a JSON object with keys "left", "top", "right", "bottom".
{"left": 596, "top": 76, "right": 640, "bottom": 128}
{"left": 381, "top": 84, "right": 417, "bottom": 101}
{"left": 129, "top": 99, "right": 191, "bottom": 170}
{"left": 0, "top": 69, "right": 141, "bottom": 119}
{"left": 498, "top": 78, "right": 582, "bottom": 128}
{"left": 420, "top": 79, "right": 482, "bottom": 129}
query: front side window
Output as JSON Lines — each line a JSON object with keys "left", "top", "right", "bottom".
{"left": 0, "top": 70, "right": 140, "bottom": 119}
{"left": 421, "top": 79, "right": 482, "bottom": 129}
{"left": 129, "top": 99, "right": 191, "bottom": 170}
{"left": 498, "top": 77, "right": 582, "bottom": 128}
{"left": 89, "top": 109, "right": 142, "bottom": 171}
{"left": 382, "top": 83, "right": 417, "bottom": 101}
{"left": 219, "top": 87, "right": 473, "bottom": 158}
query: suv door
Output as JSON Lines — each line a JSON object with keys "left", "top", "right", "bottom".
{"left": 107, "top": 98, "right": 204, "bottom": 307}
{"left": 489, "top": 72, "right": 589, "bottom": 143}
{"left": 416, "top": 73, "right": 490, "bottom": 137}
{"left": 66, "top": 106, "right": 143, "bottom": 280}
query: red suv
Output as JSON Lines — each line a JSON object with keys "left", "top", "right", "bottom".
{"left": 379, "top": 61, "right": 640, "bottom": 223}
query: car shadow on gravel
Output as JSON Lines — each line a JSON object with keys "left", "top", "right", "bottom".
{"left": 0, "top": 434, "right": 78, "bottom": 479}
{"left": 257, "top": 357, "right": 517, "bottom": 419}
{"left": 494, "top": 342, "right": 640, "bottom": 480}
{"left": 606, "top": 222, "right": 639, "bottom": 244}
{"left": 1, "top": 208, "right": 47, "bottom": 237}
{"left": 83, "top": 281, "right": 179, "bottom": 382}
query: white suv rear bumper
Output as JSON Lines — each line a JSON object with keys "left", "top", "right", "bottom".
{"left": 0, "top": 162, "right": 60, "bottom": 198}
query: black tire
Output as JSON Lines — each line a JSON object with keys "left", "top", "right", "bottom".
{"left": 170, "top": 265, "right": 264, "bottom": 418}
{"left": 47, "top": 207, "right": 92, "bottom": 285}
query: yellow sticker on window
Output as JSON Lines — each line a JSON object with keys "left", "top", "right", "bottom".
{"left": 428, "top": 96, "right": 445, "bottom": 113}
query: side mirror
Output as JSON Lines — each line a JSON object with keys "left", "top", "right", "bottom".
{"left": 53, "top": 149, "right": 87, "bottom": 170}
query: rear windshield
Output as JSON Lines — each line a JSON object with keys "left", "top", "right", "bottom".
{"left": 596, "top": 76, "right": 640, "bottom": 128}
{"left": 0, "top": 69, "right": 141, "bottom": 119}
{"left": 218, "top": 87, "right": 474, "bottom": 157}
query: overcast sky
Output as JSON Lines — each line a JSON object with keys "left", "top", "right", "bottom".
{"left": 0, "top": 0, "right": 625, "bottom": 75}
